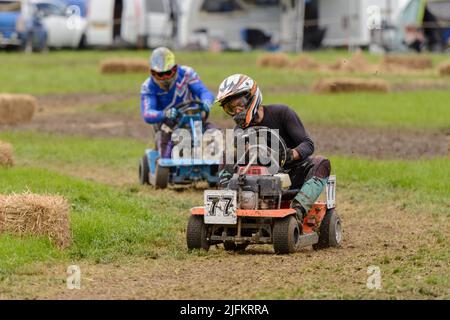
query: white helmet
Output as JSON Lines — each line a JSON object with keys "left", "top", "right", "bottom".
{"left": 216, "top": 74, "right": 263, "bottom": 128}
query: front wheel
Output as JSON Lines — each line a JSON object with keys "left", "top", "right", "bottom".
{"left": 313, "top": 209, "right": 342, "bottom": 250}
{"left": 154, "top": 160, "right": 169, "bottom": 189}
{"left": 139, "top": 155, "right": 150, "bottom": 185}
{"left": 273, "top": 215, "right": 300, "bottom": 254}
{"left": 186, "top": 215, "right": 210, "bottom": 251}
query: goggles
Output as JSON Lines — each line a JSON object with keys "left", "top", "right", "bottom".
{"left": 221, "top": 94, "right": 249, "bottom": 116}
{"left": 151, "top": 65, "right": 177, "bottom": 80}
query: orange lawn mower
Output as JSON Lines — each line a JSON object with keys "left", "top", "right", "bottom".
{"left": 186, "top": 128, "right": 342, "bottom": 254}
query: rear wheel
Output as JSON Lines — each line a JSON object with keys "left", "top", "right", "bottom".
{"left": 186, "top": 215, "right": 210, "bottom": 251}
{"left": 223, "top": 241, "right": 248, "bottom": 252}
{"left": 313, "top": 209, "right": 342, "bottom": 250}
{"left": 139, "top": 155, "right": 150, "bottom": 185}
{"left": 273, "top": 215, "right": 300, "bottom": 254}
{"left": 154, "top": 160, "right": 169, "bottom": 189}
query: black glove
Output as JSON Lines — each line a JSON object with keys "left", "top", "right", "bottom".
{"left": 284, "top": 148, "right": 296, "bottom": 166}
{"left": 218, "top": 170, "right": 232, "bottom": 188}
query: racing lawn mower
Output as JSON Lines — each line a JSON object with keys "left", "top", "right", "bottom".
{"left": 139, "top": 100, "right": 220, "bottom": 188}
{"left": 186, "top": 128, "right": 342, "bottom": 254}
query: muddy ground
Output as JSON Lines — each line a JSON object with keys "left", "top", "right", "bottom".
{"left": 0, "top": 93, "right": 448, "bottom": 300}
{"left": 1, "top": 190, "right": 448, "bottom": 299}
{"left": 1, "top": 92, "right": 447, "bottom": 160}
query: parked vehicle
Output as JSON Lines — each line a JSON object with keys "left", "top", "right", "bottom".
{"left": 31, "top": 0, "right": 87, "bottom": 48}
{"left": 86, "top": 0, "right": 176, "bottom": 48}
{"left": 0, "top": 0, "right": 48, "bottom": 51}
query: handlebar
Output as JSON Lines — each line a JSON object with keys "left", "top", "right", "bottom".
{"left": 174, "top": 100, "right": 204, "bottom": 115}
{"left": 233, "top": 127, "right": 288, "bottom": 175}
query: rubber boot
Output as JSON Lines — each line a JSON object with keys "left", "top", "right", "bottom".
{"left": 292, "top": 176, "right": 328, "bottom": 216}
{"left": 158, "top": 131, "right": 173, "bottom": 159}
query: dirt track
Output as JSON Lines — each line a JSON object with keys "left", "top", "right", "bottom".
{"left": 1, "top": 93, "right": 446, "bottom": 160}
{"left": 1, "top": 190, "right": 448, "bottom": 299}
{"left": 0, "top": 93, "right": 448, "bottom": 300}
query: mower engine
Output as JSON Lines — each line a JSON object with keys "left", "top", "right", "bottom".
{"left": 226, "top": 166, "right": 291, "bottom": 210}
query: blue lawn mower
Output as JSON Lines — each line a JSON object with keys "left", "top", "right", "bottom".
{"left": 139, "top": 100, "right": 220, "bottom": 189}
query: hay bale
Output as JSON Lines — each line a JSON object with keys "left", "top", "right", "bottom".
{"left": 291, "top": 55, "right": 320, "bottom": 71}
{"left": 0, "top": 94, "right": 36, "bottom": 125}
{"left": 438, "top": 61, "right": 450, "bottom": 76}
{"left": 0, "top": 140, "right": 14, "bottom": 167}
{"left": 382, "top": 55, "right": 433, "bottom": 71}
{"left": 327, "top": 51, "right": 377, "bottom": 73}
{"left": 312, "top": 78, "right": 390, "bottom": 94}
{"left": 0, "top": 193, "right": 71, "bottom": 249}
{"left": 256, "top": 53, "right": 290, "bottom": 68}
{"left": 100, "top": 58, "right": 149, "bottom": 74}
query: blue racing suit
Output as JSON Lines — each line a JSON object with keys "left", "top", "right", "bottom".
{"left": 140, "top": 65, "right": 215, "bottom": 158}
{"left": 141, "top": 65, "right": 214, "bottom": 124}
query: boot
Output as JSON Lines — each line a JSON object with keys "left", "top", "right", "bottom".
{"left": 293, "top": 176, "right": 328, "bottom": 213}
{"left": 291, "top": 199, "right": 306, "bottom": 228}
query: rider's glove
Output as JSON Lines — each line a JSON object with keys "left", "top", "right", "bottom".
{"left": 284, "top": 148, "right": 296, "bottom": 166}
{"left": 164, "top": 107, "right": 178, "bottom": 121}
{"left": 218, "top": 169, "right": 232, "bottom": 188}
{"left": 201, "top": 101, "right": 212, "bottom": 114}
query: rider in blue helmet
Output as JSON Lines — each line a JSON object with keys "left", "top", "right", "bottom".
{"left": 140, "top": 47, "right": 215, "bottom": 158}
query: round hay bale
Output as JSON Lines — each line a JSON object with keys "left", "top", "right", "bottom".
{"left": 381, "top": 55, "right": 433, "bottom": 71}
{"left": 256, "top": 53, "right": 290, "bottom": 68}
{"left": 327, "top": 51, "right": 377, "bottom": 73}
{"left": 312, "top": 78, "right": 390, "bottom": 94}
{"left": 100, "top": 58, "right": 149, "bottom": 74}
{"left": 291, "top": 55, "right": 320, "bottom": 71}
{"left": 0, "top": 94, "right": 37, "bottom": 125}
{"left": 438, "top": 61, "right": 450, "bottom": 76}
{"left": 0, "top": 140, "right": 14, "bottom": 167}
{"left": 0, "top": 193, "right": 71, "bottom": 249}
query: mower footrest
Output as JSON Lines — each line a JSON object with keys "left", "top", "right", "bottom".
{"left": 298, "top": 233, "right": 319, "bottom": 248}
{"left": 210, "top": 235, "right": 272, "bottom": 244}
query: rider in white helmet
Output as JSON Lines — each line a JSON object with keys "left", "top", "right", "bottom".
{"left": 216, "top": 74, "right": 331, "bottom": 221}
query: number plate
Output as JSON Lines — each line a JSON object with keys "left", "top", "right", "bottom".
{"left": 204, "top": 190, "right": 237, "bottom": 225}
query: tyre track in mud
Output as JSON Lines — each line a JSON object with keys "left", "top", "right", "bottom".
{"left": 1, "top": 93, "right": 449, "bottom": 299}
{"left": 1, "top": 92, "right": 447, "bottom": 160}
{"left": 1, "top": 191, "right": 448, "bottom": 299}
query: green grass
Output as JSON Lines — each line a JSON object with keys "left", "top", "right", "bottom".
{"left": 0, "top": 131, "right": 146, "bottom": 169}
{"left": 1, "top": 50, "right": 449, "bottom": 95}
{"left": 0, "top": 131, "right": 448, "bottom": 275}
{"left": 331, "top": 157, "right": 450, "bottom": 215}
{"left": 0, "top": 166, "right": 197, "bottom": 275}
{"left": 0, "top": 49, "right": 449, "bottom": 297}
{"left": 79, "top": 90, "right": 450, "bottom": 131}
{"left": 265, "top": 91, "right": 450, "bottom": 130}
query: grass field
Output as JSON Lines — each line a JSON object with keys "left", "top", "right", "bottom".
{"left": 0, "top": 49, "right": 449, "bottom": 299}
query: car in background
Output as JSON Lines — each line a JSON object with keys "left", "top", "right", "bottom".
{"left": 0, "top": 0, "right": 48, "bottom": 52}
{"left": 31, "top": 0, "right": 87, "bottom": 48}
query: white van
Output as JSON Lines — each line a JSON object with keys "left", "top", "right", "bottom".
{"left": 86, "top": 0, "right": 176, "bottom": 48}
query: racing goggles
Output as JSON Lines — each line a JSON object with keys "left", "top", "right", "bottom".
{"left": 221, "top": 94, "right": 249, "bottom": 116}
{"left": 151, "top": 65, "right": 177, "bottom": 80}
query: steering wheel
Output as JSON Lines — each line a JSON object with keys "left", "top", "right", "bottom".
{"left": 234, "top": 126, "right": 288, "bottom": 173}
{"left": 174, "top": 100, "right": 204, "bottom": 116}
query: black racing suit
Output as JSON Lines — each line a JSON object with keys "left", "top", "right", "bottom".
{"left": 219, "top": 104, "right": 331, "bottom": 214}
